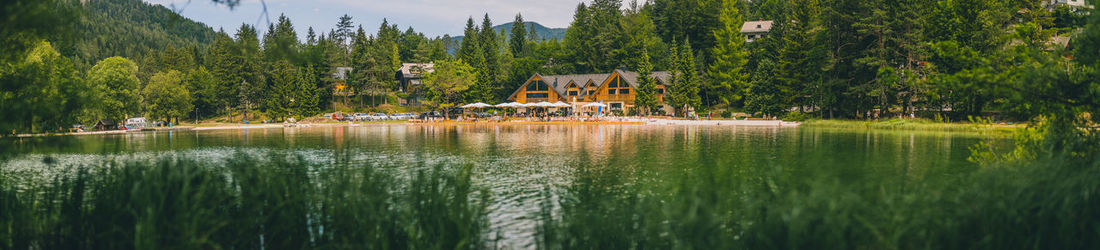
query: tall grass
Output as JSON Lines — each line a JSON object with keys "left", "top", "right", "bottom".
{"left": 538, "top": 124, "right": 1100, "bottom": 249}
{"left": 0, "top": 152, "right": 490, "bottom": 249}
{"left": 804, "top": 118, "right": 1023, "bottom": 133}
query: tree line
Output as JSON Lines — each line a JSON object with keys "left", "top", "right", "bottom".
{"left": 1, "top": 0, "right": 1097, "bottom": 134}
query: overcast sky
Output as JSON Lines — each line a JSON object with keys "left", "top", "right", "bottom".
{"left": 142, "top": 0, "right": 584, "bottom": 39}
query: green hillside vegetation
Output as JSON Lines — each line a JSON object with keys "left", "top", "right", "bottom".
{"left": 0, "top": 0, "right": 1097, "bottom": 135}
{"left": 67, "top": 0, "right": 217, "bottom": 67}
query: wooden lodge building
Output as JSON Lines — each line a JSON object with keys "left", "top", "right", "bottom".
{"left": 507, "top": 69, "right": 675, "bottom": 114}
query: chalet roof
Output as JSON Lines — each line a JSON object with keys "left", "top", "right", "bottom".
{"left": 333, "top": 67, "right": 353, "bottom": 80}
{"left": 542, "top": 73, "right": 612, "bottom": 98}
{"left": 398, "top": 63, "right": 434, "bottom": 78}
{"left": 740, "top": 20, "right": 774, "bottom": 33}
{"left": 508, "top": 70, "right": 672, "bottom": 100}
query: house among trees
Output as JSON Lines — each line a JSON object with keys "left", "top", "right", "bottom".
{"left": 396, "top": 62, "right": 434, "bottom": 92}
{"left": 507, "top": 69, "right": 673, "bottom": 113}
{"left": 1047, "top": 0, "right": 1091, "bottom": 8}
{"left": 740, "top": 20, "right": 774, "bottom": 43}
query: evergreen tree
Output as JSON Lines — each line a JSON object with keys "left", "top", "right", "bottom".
{"left": 263, "top": 14, "right": 301, "bottom": 64}
{"left": 184, "top": 67, "right": 218, "bottom": 121}
{"left": 510, "top": 14, "right": 527, "bottom": 56}
{"left": 674, "top": 41, "right": 702, "bottom": 115}
{"left": 265, "top": 60, "right": 297, "bottom": 120}
{"left": 458, "top": 18, "right": 482, "bottom": 70}
{"left": 206, "top": 31, "right": 239, "bottom": 118}
{"left": 708, "top": 0, "right": 750, "bottom": 107}
{"left": 293, "top": 66, "right": 322, "bottom": 119}
{"left": 633, "top": 48, "right": 658, "bottom": 115}
{"left": 234, "top": 24, "right": 264, "bottom": 120}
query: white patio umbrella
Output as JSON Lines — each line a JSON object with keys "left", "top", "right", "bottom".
{"left": 582, "top": 102, "right": 608, "bottom": 108}
{"left": 552, "top": 101, "right": 570, "bottom": 107}
{"left": 464, "top": 102, "right": 492, "bottom": 108}
{"left": 494, "top": 102, "right": 515, "bottom": 108}
{"left": 534, "top": 101, "right": 555, "bottom": 107}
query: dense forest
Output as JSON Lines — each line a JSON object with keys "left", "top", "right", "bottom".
{"left": 0, "top": 0, "right": 1098, "bottom": 134}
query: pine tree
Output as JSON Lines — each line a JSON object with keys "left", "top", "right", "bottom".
{"left": 265, "top": 60, "right": 297, "bottom": 120}
{"left": 708, "top": 0, "right": 750, "bottom": 107}
{"left": 675, "top": 40, "right": 702, "bottom": 115}
{"left": 458, "top": 18, "right": 482, "bottom": 69}
{"left": 634, "top": 48, "right": 658, "bottom": 115}
{"left": 510, "top": 14, "right": 527, "bottom": 56}
{"left": 473, "top": 14, "right": 499, "bottom": 103}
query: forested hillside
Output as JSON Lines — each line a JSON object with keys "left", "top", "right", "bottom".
{"left": 66, "top": 0, "right": 217, "bottom": 67}
{"left": 1, "top": 0, "right": 1098, "bottom": 135}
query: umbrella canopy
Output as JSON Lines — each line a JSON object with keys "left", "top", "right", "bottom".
{"left": 534, "top": 101, "right": 555, "bottom": 107}
{"left": 494, "top": 102, "right": 515, "bottom": 108}
{"left": 552, "top": 101, "right": 570, "bottom": 107}
{"left": 466, "top": 102, "right": 492, "bottom": 108}
{"left": 582, "top": 102, "right": 608, "bottom": 108}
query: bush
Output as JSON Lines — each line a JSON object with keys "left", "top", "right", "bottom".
{"left": 781, "top": 111, "right": 808, "bottom": 121}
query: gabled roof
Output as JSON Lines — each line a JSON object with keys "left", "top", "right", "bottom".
{"left": 614, "top": 69, "right": 672, "bottom": 89}
{"left": 508, "top": 70, "right": 673, "bottom": 100}
{"left": 542, "top": 73, "right": 613, "bottom": 98}
{"left": 740, "top": 21, "right": 774, "bottom": 33}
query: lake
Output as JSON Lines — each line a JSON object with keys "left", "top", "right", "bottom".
{"left": 0, "top": 125, "right": 1011, "bottom": 249}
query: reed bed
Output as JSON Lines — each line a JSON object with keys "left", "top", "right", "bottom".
{"left": 0, "top": 152, "right": 490, "bottom": 250}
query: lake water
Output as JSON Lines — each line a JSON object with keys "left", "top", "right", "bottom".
{"left": 0, "top": 125, "right": 1009, "bottom": 248}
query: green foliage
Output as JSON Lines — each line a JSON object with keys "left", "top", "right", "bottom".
{"left": 265, "top": 61, "right": 297, "bottom": 120}
{"left": 667, "top": 41, "right": 702, "bottom": 116}
{"left": 88, "top": 57, "right": 142, "bottom": 121}
{"left": 707, "top": 0, "right": 749, "bottom": 106}
{"left": 184, "top": 67, "right": 218, "bottom": 120}
{"left": 0, "top": 152, "right": 490, "bottom": 249}
{"left": 69, "top": 0, "right": 215, "bottom": 66}
{"left": 633, "top": 49, "right": 658, "bottom": 115}
{"left": 143, "top": 70, "right": 192, "bottom": 122}
{"left": 0, "top": 41, "right": 91, "bottom": 134}
{"left": 509, "top": 14, "right": 527, "bottom": 56}
{"left": 425, "top": 59, "right": 478, "bottom": 112}
{"left": 262, "top": 14, "right": 301, "bottom": 64}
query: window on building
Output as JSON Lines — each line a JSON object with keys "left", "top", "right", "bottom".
{"left": 619, "top": 89, "right": 630, "bottom": 94}
{"left": 525, "top": 80, "right": 549, "bottom": 91}
{"left": 610, "top": 103, "right": 622, "bottom": 109}
{"left": 657, "top": 88, "right": 664, "bottom": 94}
{"left": 588, "top": 90, "right": 596, "bottom": 96}
{"left": 526, "top": 93, "right": 549, "bottom": 99}
{"left": 568, "top": 91, "right": 578, "bottom": 96}
{"left": 608, "top": 89, "right": 616, "bottom": 95}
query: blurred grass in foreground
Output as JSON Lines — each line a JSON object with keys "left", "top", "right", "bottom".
{"left": 538, "top": 121, "right": 1099, "bottom": 249}
{"left": 0, "top": 152, "right": 490, "bottom": 249}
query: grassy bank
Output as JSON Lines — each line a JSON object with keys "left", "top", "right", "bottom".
{"left": 803, "top": 118, "right": 1025, "bottom": 133}
{"left": 0, "top": 153, "right": 490, "bottom": 249}
{"left": 537, "top": 126, "right": 1100, "bottom": 249}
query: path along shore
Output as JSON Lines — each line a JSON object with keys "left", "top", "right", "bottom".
{"left": 12, "top": 119, "right": 799, "bottom": 138}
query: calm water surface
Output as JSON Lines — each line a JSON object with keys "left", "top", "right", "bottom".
{"left": 1, "top": 125, "right": 1007, "bottom": 248}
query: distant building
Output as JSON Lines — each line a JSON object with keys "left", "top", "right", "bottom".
{"left": 333, "top": 67, "right": 353, "bottom": 81}
{"left": 396, "top": 62, "right": 434, "bottom": 92}
{"left": 1047, "top": 0, "right": 1092, "bottom": 8}
{"left": 507, "top": 69, "right": 674, "bottom": 114}
{"left": 740, "top": 20, "right": 774, "bottom": 43}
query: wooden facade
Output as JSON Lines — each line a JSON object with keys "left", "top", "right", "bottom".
{"left": 507, "top": 70, "right": 672, "bottom": 112}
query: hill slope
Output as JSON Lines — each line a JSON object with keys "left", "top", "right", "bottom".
{"left": 452, "top": 21, "right": 567, "bottom": 45}
{"left": 67, "top": 0, "right": 217, "bottom": 66}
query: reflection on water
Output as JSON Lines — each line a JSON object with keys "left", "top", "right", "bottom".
{"left": 0, "top": 125, "right": 1005, "bottom": 249}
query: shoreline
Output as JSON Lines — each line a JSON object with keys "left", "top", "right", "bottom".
{"left": 13, "top": 118, "right": 1029, "bottom": 138}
